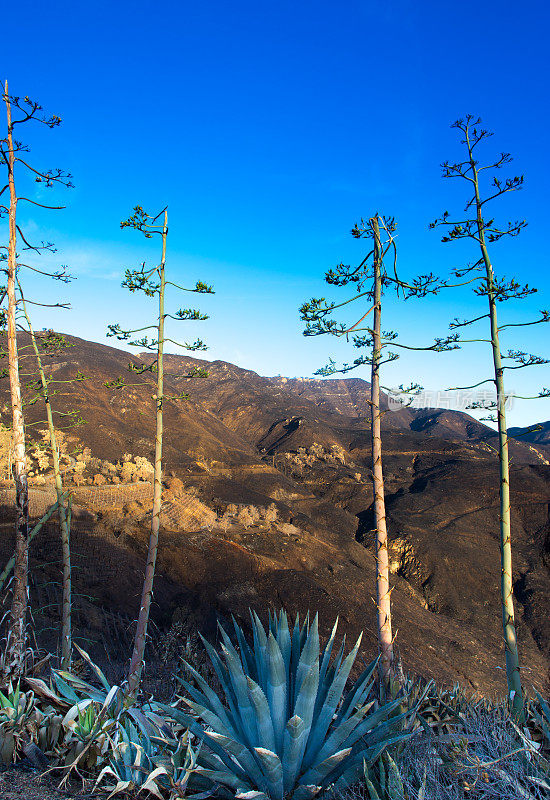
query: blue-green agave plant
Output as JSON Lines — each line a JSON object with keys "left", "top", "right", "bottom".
{"left": 162, "top": 610, "right": 410, "bottom": 800}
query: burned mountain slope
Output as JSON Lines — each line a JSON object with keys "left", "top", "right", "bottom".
{"left": 0, "top": 334, "right": 548, "bottom": 693}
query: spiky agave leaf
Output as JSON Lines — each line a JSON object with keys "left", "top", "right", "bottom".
{"left": 530, "top": 691, "right": 550, "bottom": 749}
{"left": 251, "top": 611, "right": 268, "bottom": 689}
{"left": 246, "top": 677, "right": 277, "bottom": 753}
{"left": 222, "top": 637, "right": 262, "bottom": 748}
{"left": 178, "top": 657, "right": 238, "bottom": 738}
{"left": 282, "top": 715, "right": 308, "bottom": 792}
{"left": 157, "top": 705, "right": 250, "bottom": 784}
{"left": 362, "top": 751, "right": 407, "bottom": 800}
{"left": 284, "top": 664, "right": 320, "bottom": 788}
{"left": 294, "top": 616, "right": 319, "bottom": 706}
{"left": 302, "top": 633, "right": 364, "bottom": 769}
{"left": 275, "top": 611, "right": 292, "bottom": 683}
{"left": 232, "top": 615, "right": 256, "bottom": 678}
{"left": 300, "top": 746, "right": 353, "bottom": 787}
{"left": 253, "top": 747, "right": 284, "bottom": 800}
{"left": 199, "top": 633, "right": 245, "bottom": 739}
{"left": 207, "top": 731, "right": 269, "bottom": 792}
{"left": 266, "top": 635, "right": 287, "bottom": 754}
{"left": 194, "top": 765, "right": 250, "bottom": 793}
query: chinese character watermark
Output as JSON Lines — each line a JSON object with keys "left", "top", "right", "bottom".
{"left": 387, "top": 388, "right": 516, "bottom": 412}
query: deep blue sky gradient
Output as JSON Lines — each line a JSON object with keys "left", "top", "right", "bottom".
{"left": 3, "top": 0, "right": 549, "bottom": 426}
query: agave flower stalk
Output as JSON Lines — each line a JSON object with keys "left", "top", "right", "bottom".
{"left": 370, "top": 217, "right": 393, "bottom": 697}
{"left": 300, "top": 216, "right": 454, "bottom": 699}
{"left": 1, "top": 83, "right": 72, "bottom": 677}
{"left": 126, "top": 208, "right": 168, "bottom": 698}
{"left": 2, "top": 83, "right": 29, "bottom": 677}
{"left": 19, "top": 294, "right": 72, "bottom": 669}
{"left": 107, "top": 205, "right": 213, "bottom": 697}
{"left": 432, "top": 116, "right": 549, "bottom": 719}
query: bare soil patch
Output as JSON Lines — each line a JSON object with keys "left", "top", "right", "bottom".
{"left": 0, "top": 768, "right": 93, "bottom": 800}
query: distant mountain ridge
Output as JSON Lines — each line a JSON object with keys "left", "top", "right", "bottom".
{"left": 156, "top": 353, "right": 548, "bottom": 464}
{"left": 509, "top": 421, "right": 550, "bottom": 446}
{"left": 270, "top": 374, "right": 550, "bottom": 454}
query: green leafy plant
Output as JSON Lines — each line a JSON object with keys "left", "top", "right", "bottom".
{"left": 55, "top": 697, "right": 118, "bottom": 771}
{"left": 362, "top": 751, "right": 415, "bottom": 800}
{"left": 162, "top": 610, "right": 411, "bottom": 800}
{"left": 0, "top": 681, "right": 37, "bottom": 763}
{"left": 26, "top": 643, "right": 165, "bottom": 776}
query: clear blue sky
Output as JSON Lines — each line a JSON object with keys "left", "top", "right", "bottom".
{"left": 3, "top": 0, "right": 549, "bottom": 427}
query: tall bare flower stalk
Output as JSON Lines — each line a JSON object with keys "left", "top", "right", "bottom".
{"left": 369, "top": 217, "right": 393, "bottom": 690}
{"left": 127, "top": 208, "right": 167, "bottom": 697}
{"left": 432, "top": 115, "right": 549, "bottom": 719}
{"left": 2, "top": 85, "right": 28, "bottom": 675}
{"left": 19, "top": 295, "right": 73, "bottom": 669}
{"left": 107, "top": 205, "right": 212, "bottom": 697}
{"left": 0, "top": 82, "right": 72, "bottom": 676}
{"left": 300, "top": 214, "right": 454, "bottom": 697}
